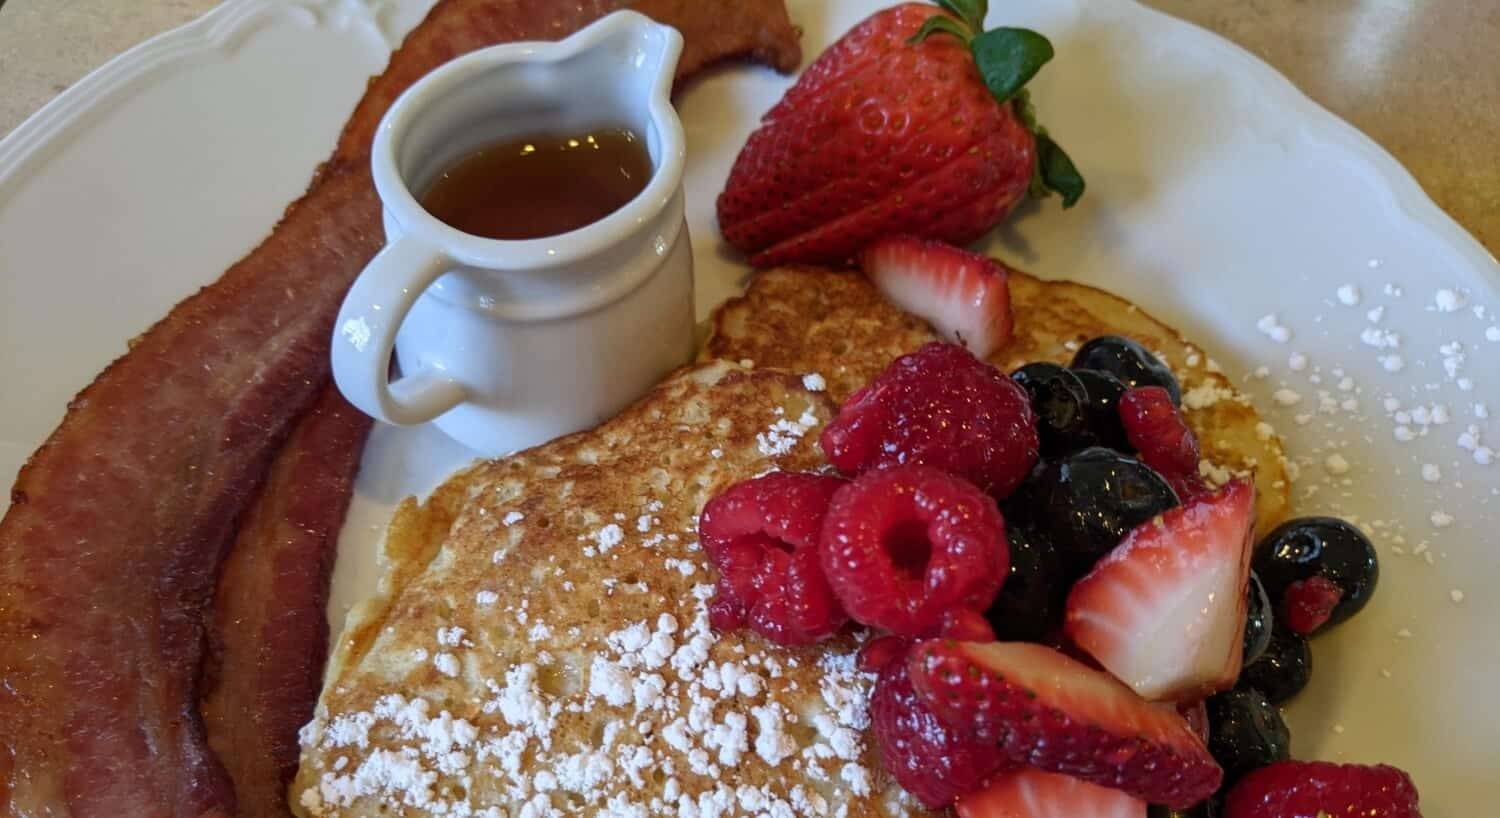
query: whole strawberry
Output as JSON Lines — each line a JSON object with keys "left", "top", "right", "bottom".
{"left": 718, "top": 0, "right": 1083, "bottom": 267}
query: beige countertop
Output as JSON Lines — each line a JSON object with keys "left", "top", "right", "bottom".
{"left": 0, "top": 0, "right": 1494, "bottom": 252}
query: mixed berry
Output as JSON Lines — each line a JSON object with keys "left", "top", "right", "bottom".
{"left": 1238, "top": 626, "right": 1312, "bottom": 706}
{"left": 1011, "top": 362, "right": 1096, "bottom": 457}
{"left": 820, "top": 341, "right": 1039, "bottom": 499}
{"left": 1006, "top": 446, "right": 1179, "bottom": 579}
{"left": 698, "top": 472, "right": 848, "bottom": 646}
{"left": 700, "top": 300, "right": 1409, "bottom": 814}
{"left": 1253, "top": 516, "right": 1380, "bottom": 635}
{"left": 1119, "top": 384, "right": 1206, "bottom": 497}
{"left": 1241, "top": 572, "right": 1274, "bottom": 666}
{"left": 870, "top": 655, "right": 1010, "bottom": 807}
{"left": 1073, "top": 334, "right": 1185, "bottom": 406}
{"left": 1223, "top": 761, "right": 1420, "bottom": 818}
{"left": 820, "top": 463, "right": 1009, "bottom": 637}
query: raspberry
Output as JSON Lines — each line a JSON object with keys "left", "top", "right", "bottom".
{"left": 871, "top": 651, "right": 1009, "bottom": 809}
{"left": 1223, "top": 761, "right": 1422, "bottom": 818}
{"left": 935, "top": 608, "right": 996, "bottom": 642}
{"left": 1281, "top": 574, "right": 1344, "bottom": 635}
{"left": 698, "top": 472, "right": 848, "bottom": 645}
{"left": 820, "top": 465, "right": 1008, "bottom": 637}
{"left": 857, "top": 635, "right": 910, "bottom": 673}
{"left": 1119, "top": 385, "right": 1201, "bottom": 481}
{"left": 820, "top": 343, "right": 1039, "bottom": 499}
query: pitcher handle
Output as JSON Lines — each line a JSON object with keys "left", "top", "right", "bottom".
{"left": 331, "top": 236, "right": 467, "bottom": 425}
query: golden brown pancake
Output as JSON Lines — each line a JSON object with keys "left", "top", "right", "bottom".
{"left": 703, "top": 266, "right": 1290, "bottom": 537}
{"left": 294, "top": 362, "right": 932, "bottom": 818}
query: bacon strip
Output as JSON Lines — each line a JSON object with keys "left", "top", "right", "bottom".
{"left": 200, "top": 389, "right": 369, "bottom": 818}
{"left": 0, "top": 165, "right": 383, "bottom": 818}
{"left": 0, "top": 2, "right": 798, "bottom": 817}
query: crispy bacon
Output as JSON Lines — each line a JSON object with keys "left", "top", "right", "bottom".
{"left": 0, "top": 165, "right": 383, "bottom": 818}
{"left": 0, "top": 2, "right": 798, "bottom": 817}
{"left": 200, "top": 389, "right": 369, "bottom": 818}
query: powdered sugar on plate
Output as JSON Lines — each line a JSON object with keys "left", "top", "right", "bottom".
{"left": 1232, "top": 275, "right": 1498, "bottom": 701}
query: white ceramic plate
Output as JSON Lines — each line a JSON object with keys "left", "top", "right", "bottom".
{"left": 1, "top": 0, "right": 1496, "bottom": 813}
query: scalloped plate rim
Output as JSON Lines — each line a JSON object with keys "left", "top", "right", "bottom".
{"left": 0, "top": 1, "right": 1496, "bottom": 813}
{"left": 1, "top": 0, "right": 1492, "bottom": 275}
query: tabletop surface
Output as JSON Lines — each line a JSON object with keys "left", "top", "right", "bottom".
{"left": 0, "top": 0, "right": 1495, "bottom": 254}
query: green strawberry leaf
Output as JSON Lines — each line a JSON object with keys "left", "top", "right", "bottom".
{"left": 1035, "top": 132, "right": 1085, "bottom": 208}
{"left": 1012, "top": 88, "right": 1039, "bottom": 132}
{"left": 936, "top": 0, "right": 987, "bottom": 32}
{"left": 909, "top": 13, "right": 975, "bottom": 45}
{"left": 919, "top": 6, "right": 1087, "bottom": 207}
{"left": 1015, "top": 91, "right": 1086, "bottom": 207}
{"left": 970, "top": 27, "right": 1054, "bottom": 103}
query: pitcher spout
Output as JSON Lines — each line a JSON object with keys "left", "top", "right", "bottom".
{"left": 586, "top": 10, "right": 685, "bottom": 97}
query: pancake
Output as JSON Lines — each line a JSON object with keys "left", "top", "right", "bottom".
{"left": 703, "top": 266, "right": 1291, "bottom": 537}
{"left": 293, "top": 361, "right": 928, "bottom": 818}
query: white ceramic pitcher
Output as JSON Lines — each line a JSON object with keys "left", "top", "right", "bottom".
{"left": 331, "top": 12, "right": 693, "bottom": 457}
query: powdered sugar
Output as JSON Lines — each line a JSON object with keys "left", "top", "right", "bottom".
{"left": 433, "top": 652, "right": 460, "bottom": 677}
{"left": 1256, "top": 313, "right": 1292, "bottom": 343}
{"left": 1240, "top": 269, "right": 1495, "bottom": 705}
{"left": 1433, "top": 288, "right": 1466, "bottom": 312}
{"left": 757, "top": 406, "right": 821, "bottom": 457}
{"left": 593, "top": 523, "right": 625, "bottom": 554}
{"left": 304, "top": 565, "right": 879, "bottom": 817}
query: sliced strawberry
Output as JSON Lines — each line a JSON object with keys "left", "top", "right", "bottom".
{"left": 872, "top": 653, "right": 1010, "bottom": 809}
{"left": 1064, "top": 478, "right": 1257, "bottom": 701}
{"left": 908, "top": 640, "right": 1221, "bottom": 808}
{"left": 1177, "top": 699, "right": 1211, "bottom": 746}
{"left": 860, "top": 237, "right": 1014, "bottom": 358}
{"left": 957, "top": 769, "right": 1147, "bottom": 818}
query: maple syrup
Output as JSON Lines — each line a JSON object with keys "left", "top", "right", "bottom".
{"left": 420, "top": 126, "right": 652, "bottom": 240}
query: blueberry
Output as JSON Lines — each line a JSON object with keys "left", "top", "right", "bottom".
{"left": 1072, "top": 335, "right": 1182, "bottom": 405}
{"left": 1013, "top": 447, "right": 1179, "bottom": 578}
{"left": 1011, "top": 362, "right": 1095, "bottom": 456}
{"left": 1070, "top": 368, "right": 1133, "bottom": 453}
{"left": 984, "top": 524, "right": 1066, "bottom": 642}
{"left": 1238, "top": 625, "right": 1312, "bottom": 705}
{"left": 1242, "top": 572, "right": 1273, "bottom": 666}
{"left": 1253, "top": 517, "right": 1378, "bottom": 630}
{"left": 1206, "top": 687, "right": 1291, "bottom": 786}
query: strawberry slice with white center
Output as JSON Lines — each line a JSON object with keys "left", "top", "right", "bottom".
{"left": 860, "top": 236, "right": 1013, "bottom": 359}
{"left": 908, "top": 640, "right": 1221, "bottom": 808}
{"left": 1065, "top": 478, "right": 1257, "bottom": 702}
{"left": 957, "top": 769, "right": 1147, "bottom": 818}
